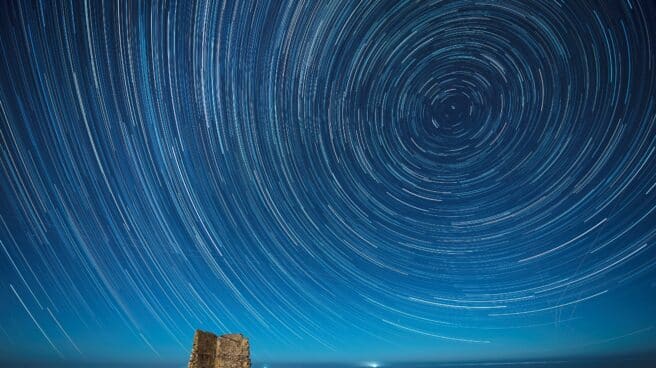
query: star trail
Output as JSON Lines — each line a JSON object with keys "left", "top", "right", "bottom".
{"left": 1, "top": 0, "right": 656, "bottom": 366}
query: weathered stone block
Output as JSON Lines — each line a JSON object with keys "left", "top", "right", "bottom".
{"left": 188, "top": 330, "right": 250, "bottom": 368}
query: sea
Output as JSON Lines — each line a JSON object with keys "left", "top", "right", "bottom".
{"left": 4, "top": 357, "right": 656, "bottom": 368}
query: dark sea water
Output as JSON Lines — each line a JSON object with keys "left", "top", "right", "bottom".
{"left": 260, "top": 358, "right": 656, "bottom": 368}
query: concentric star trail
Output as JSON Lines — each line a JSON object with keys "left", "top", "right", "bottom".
{"left": 1, "top": 0, "right": 655, "bottom": 364}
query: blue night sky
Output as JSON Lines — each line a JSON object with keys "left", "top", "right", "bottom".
{"left": 1, "top": 0, "right": 656, "bottom": 367}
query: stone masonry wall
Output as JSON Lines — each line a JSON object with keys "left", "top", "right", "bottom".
{"left": 188, "top": 330, "right": 250, "bottom": 368}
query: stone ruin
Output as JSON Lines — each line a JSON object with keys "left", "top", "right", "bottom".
{"left": 188, "top": 330, "right": 251, "bottom": 368}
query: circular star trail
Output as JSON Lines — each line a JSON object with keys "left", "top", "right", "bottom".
{"left": 1, "top": 0, "right": 656, "bottom": 362}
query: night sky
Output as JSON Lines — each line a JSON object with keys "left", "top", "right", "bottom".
{"left": 1, "top": 0, "right": 656, "bottom": 366}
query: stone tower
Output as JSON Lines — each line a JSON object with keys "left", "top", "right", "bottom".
{"left": 188, "top": 330, "right": 251, "bottom": 368}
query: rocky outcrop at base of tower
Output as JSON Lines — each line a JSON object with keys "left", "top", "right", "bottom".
{"left": 188, "top": 330, "right": 250, "bottom": 368}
